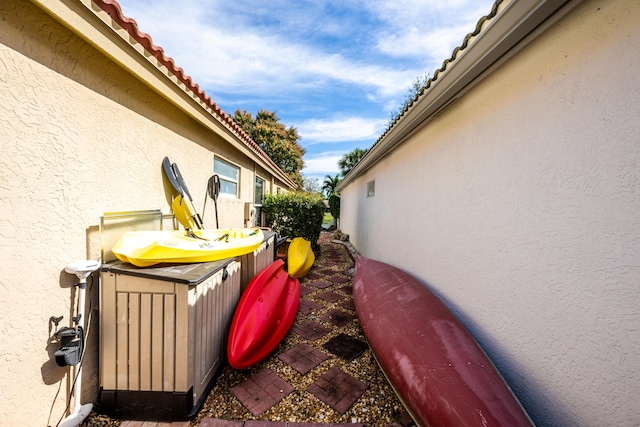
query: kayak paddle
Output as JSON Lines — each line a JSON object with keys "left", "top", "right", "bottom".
{"left": 203, "top": 174, "right": 221, "bottom": 228}
{"left": 162, "top": 156, "right": 183, "bottom": 196}
{"left": 171, "top": 162, "right": 204, "bottom": 229}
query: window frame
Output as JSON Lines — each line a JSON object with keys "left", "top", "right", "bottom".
{"left": 213, "top": 156, "right": 240, "bottom": 199}
{"left": 254, "top": 175, "right": 265, "bottom": 206}
{"left": 367, "top": 179, "right": 375, "bottom": 197}
{"left": 254, "top": 175, "right": 266, "bottom": 226}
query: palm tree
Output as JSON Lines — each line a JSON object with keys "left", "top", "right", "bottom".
{"left": 338, "top": 147, "right": 369, "bottom": 177}
{"left": 322, "top": 174, "right": 341, "bottom": 198}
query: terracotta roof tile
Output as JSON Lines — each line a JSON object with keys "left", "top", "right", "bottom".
{"left": 92, "top": 0, "right": 296, "bottom": 187}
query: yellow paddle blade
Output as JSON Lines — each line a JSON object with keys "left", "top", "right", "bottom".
{"left": 171, "top": 194, "right": 196, "bottom": 230}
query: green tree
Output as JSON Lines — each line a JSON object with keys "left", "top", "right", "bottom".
{"left": 322, "top": 174, "right": 341, "bottom": 197}
{"left": 338, "top": 148, "right": 369, "bottom": 177}
{"left": 303, "top": 176, "right": 322, "bottom": 194}
{"left": 388, "top": 72, "right": 430, "bottom": 126}
{"left": 328, "top": 193, "right": 340, "bottom": 221}
{"left": 234, "top": 109, "right": 305, "bottom": 188}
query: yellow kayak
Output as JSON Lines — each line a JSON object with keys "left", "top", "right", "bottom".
{"left": 287, "top": 237, "right": 315, "bottom": 278}
{"left": 112, "top": 228, "right": 264, "bottom": 267}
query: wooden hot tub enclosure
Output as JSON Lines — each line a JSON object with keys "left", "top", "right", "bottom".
{"left": 99, "top": 259, "right": 241, "bottom": 420}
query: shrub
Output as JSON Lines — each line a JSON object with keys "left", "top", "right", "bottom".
{"left": 263, "top": 192, "right": 324, "bottom": 251}
{"left": 328, "top": 194, "right": 340, "bottom": 220}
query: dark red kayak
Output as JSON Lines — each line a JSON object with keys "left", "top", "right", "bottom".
{"left": 353, "top": 256, "right": 533, "bottom": 427}
{"left": 227, "top": 259, "right": 300, "bottom": 370}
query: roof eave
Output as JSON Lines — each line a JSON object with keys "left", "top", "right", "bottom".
{"left": 337, "top": 0, "right": 582, "bottom": 192}
{"left": 32, "top": 0, "right": 297, "bottom": 190}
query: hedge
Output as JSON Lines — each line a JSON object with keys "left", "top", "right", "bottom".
{"left": 263, "top": 192, "right": 324, "bottom": 252}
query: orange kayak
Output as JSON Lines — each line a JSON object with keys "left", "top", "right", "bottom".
{"left": 227, "top": 259, "right": 300, "bottom": 369}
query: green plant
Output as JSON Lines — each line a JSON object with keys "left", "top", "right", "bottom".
{"left": 338, "top": 148, "right": 369, "bottom": 177}
{"left": 328, "top": 194, "right": 340, "bottom": 220}
{"left": 234, "top": 109, "right": 305, "bottom": 188}
{"left": 263, "top": 192, "right": 325, "bottom": 251}
{"left": 322, "top": 174, "right": 341, "bottom": 197}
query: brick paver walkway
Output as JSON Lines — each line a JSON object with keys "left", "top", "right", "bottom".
{"left": 112, "top": 232, "right": 414, "bottom": 427}
{"left": 277, "top": 343, "right": 329, "bottom": 375}
{"left": 306, "top": 367, "right": 368, "bottom": 414}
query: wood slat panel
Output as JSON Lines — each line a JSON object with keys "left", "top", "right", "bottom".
{"left": 186, "top": 282, "right": 197, "bottom": 395}
{"left": 210, "top": 274, "right": 222, "bottom": 369}
{"left": 101, "top": 261, "right": 242, "bottom": 407}
{"left": 205, "top": 274, "right": 216, "bottom": 372}
{"left": 128, "top": 293, "right": 140, "bottom": 390}
{"left": 174, "top": 284, "right": 189, "bottom": 392}
{"left": 100, "top": 273, "right": 117, "bottom": 390}
{"left": 139, "top": 293, "right": 152, "bottom": 391}
{"left": 163, "top": 294, "right": 176, "bottom": 391}
{"left": 115, "top": 274, "right": 173, "bottom": 294}
{"left": 237, "top": 253, "right": 250, "bottom": 290}
{"left": 151, "top": 294, "right": 164, "bottom": 391}
{"left": 193, "top": 285, "right": 206, "bottom": 388}
{"left": 116, "top": 292, "right": 129, "bottom": 390}
{"left": 255, "top": 236, "right": 274, "bottom": 276}
{"left": 194, "top": 271, "right": 219, "bottom": 397}
{"left": 202, "top": 261, "right": 241, "bottom": 395}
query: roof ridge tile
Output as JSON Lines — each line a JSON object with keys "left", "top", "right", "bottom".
{"left": 378, "top": 0, "right": 505, "bottom": 143}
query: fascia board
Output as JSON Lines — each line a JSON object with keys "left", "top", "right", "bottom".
{"left": 338, "top": 0, "right": 580, "bottom": 191}
{"left": 31, "top": 0, "right": 295, "bottom": 188}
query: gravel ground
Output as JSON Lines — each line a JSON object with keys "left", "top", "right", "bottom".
{"left": 82, "top": 232, "right": 411, "bottom": 426}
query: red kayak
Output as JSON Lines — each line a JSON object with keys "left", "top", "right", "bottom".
{"left": 353, "top": 256, "right": 533, "bottom": 427}
{"left": 227, "top": 259, "right": 300, "bottom": 370}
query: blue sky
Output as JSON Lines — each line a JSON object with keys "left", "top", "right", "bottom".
{"left": 115, "top": 0, "right": 496, "bottom": 183}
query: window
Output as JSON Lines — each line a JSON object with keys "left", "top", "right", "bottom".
{"left": 214, "top": 157, "right": 239, "bottom": 198}
{"left": 367, "top": 180, "right": 375, "bottom": 197}
{"left": 255, "top": 176, "right": 265, "bottom": 226}
{"left": 254, "top": 176, "right": 264, "bottom": 206}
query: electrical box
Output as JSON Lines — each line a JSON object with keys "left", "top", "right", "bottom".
{"left": 244, "top": 202, "right": 255, "bottom": 220}
{"left": 99, "top": 259, "right": 241, "bottom": 421}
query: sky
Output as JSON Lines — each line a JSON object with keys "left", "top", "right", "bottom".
{"left": 115, "top": 0, "right": 497, "bottom": 183}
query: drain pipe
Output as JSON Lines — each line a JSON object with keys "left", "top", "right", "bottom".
{"left": 58, "top": 260, "right": 101, "bottom": 427}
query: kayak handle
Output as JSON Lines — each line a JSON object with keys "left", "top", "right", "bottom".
{"left": 215, "top": 233, "right": 230, "bottom": 243}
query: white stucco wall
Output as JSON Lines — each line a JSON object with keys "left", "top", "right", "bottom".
{"left": 340, "top": 1, "right": 640, "bottom": 426}
{"left": 0, "top": 1, "right": 286, "bottom": 424}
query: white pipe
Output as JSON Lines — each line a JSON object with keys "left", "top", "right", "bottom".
{"left": 59, "top": 261, "right": 99, "bottom": 427}
{"left": 58, "top": 401, "right": 92, "bottom": 427}
{"left": 59, "top": 283, "right": 92, "bottom": 427}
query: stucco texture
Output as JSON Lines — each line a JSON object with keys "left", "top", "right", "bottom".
{"left": 0, "top": 1, "right": 274, "bottom": 424}
{"left": 340, "top": 1, "right": 640, "bottom": 426}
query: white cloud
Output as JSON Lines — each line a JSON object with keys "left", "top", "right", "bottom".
{"left": 297, "top": 117, "right": 387, "bottom": 144}
{"left": 115, "top": 0, "right": 496, "bottom": 179}
{"left": 301, "top": 152, "right": 344, "bottom": 176}
{"left": 193, "top": 32, "right": 418, "bottom": 100}
{"left": 367, "top": 0, "right": 493, "bottom": 29}
{"left": 367, "top": 0, "right": 496, "bottom": 61}
{"left": 376, "top": 23, "right": 475, "bottom": 63}
{"left": 116, "top": 0, "right": 422, "bottom": 100}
